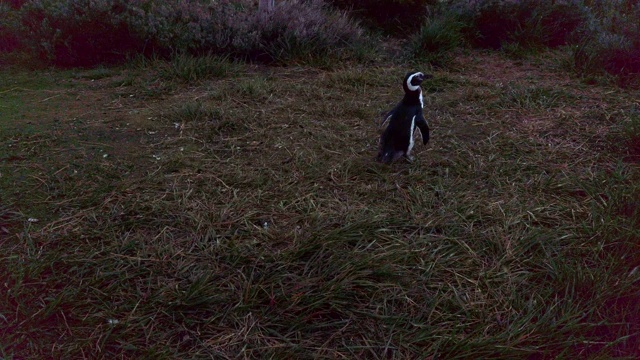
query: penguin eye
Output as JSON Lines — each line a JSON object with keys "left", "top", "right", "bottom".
{"left": 410, "top": 73, "right": 423, "bottom": 85}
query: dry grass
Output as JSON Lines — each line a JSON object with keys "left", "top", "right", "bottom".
{"left": 1, "top": 50, "right": 639, "bottom": 359}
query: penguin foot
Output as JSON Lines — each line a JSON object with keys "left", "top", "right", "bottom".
{"left": 404, "top": 154, "right": 415, "bottom": 163}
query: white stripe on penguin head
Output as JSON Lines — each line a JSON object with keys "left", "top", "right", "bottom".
{"left": 406, "top": 72, "right": 423, "bottom": 92}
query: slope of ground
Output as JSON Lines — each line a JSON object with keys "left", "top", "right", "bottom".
{"left": 1, "top": 51, "right": 639, "bottom": 358}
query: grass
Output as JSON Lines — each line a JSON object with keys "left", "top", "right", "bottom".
{"left": 148, "top": 54, "right": 238, "bottom": 83}
{"left": 494, "top": 84, "right": 576, "bottom": 110}
{"left": 1, "top": 50, "right": 640, "bottom": 358}
{"left": 618, "top": 108, "right": 640, "bottom": 163}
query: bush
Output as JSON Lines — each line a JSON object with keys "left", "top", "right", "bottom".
{"left": 19, "top": 0, "right": 150, "bottom": 67}
{"left": 150, "top": 0, "right": 367, "bottom": 64}
{"left": 328, "top": 0, "right": 437, "bottom": 35}
{"left": 137, "top": 0, "right": 249, "bottom": 56}
{"left": 0, "top": 3, "right": 22, "bottom": 53}
{"left": 448, "top": 0, "right": 585, "bottom": 50}
{"left": 532, "top": 2, "right": 585, "bottom": 48}
{"left": 574, "top": 35, "right": 640, "bottom": 85}
{"left": 245, "top": 0, "right": 365, "bottom": 64}
{"left": 459, "top": 0, "right": 519, "bottom": 49}
{"left": 407, "top": 15, "right": 464, "bottom": 66}
{"left": 427, "top": 0, "right": 639, "bottom": 86}
{"left": 571, "top": 0, "right": 640, "bottom": 87}
{"left": 16, "top": 0, "right": 367, "bottom": 67}
{"left": 404, "top": 0, "right": 584, "bottom": 64}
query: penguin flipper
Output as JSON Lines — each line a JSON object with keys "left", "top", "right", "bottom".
{"left": 380, "top": 105, "right": 399, "bottom": 129}
{"left": 415, "top": 113, "right": 430, "bottom": 145}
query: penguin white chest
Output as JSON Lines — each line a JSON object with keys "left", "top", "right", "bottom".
{"left": 407, "top": 115, "right": 416, "bottom": 155}
{"left": 419, "top": 91, "right": 424, "bottom": 108}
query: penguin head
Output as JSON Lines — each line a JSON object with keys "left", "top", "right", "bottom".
{"left": 402, "top": 71, "right": 431, "bottom": 94}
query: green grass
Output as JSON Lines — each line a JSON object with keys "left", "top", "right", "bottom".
{"left": 150, "top": 54, "right": 238, "bottom": 83}
{"left": 1, "top": 50, "right": 640, "bottom": 359}
{"left": 0, "top": 70, "right": 76, "bottom": 123}
{"left": 494, "top": 84, "right": 576, "bottom": 110}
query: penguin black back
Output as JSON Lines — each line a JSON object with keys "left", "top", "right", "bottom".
{"left": 377, "top": 71, "right": 432, "bottom": 163}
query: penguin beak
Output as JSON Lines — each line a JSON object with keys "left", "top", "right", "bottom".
{"left": 418, "top": 73, "right": 432, "bottom": 82}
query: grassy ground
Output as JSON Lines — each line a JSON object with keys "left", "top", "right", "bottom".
{"left": 1, "top": 50, "right": 640, "bottom": 359}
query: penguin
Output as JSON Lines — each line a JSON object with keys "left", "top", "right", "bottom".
{"left": 377, "top": 71, "right": 431, "bottom": 163}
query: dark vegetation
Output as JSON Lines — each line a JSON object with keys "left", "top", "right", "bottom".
{"left": 9, "top": 0, "right": 367, "bottom": 67}
{"left": 2, "top": 0, "right": 639, "bottom": 84}
{"left": 329, "top": 0, "right": 436, "bottom": 34}
{"left": 1, "top": 0, "right": 640, "bottom": 358}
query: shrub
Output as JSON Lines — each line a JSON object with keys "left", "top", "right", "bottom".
{"left": 404, "top": 0, "right": 584, "bottom": 64}
{"left": 328, "top": 0, "right": 437, "bottom": 35}
{"left": 532, "top": 2, "right": 585, "bottom": 47}
{"left": 507, "top": 1, "right": 584, "bottom": 49}
{"left": 449, "top": 0, "right": 585, "bottom": 50}
{"left": 432, "top": 0, "right": 638, "bottom": 86}
{"left": 136, "top": 0, "right": 250, "bottom": 56}
{"left": 0, "top": 3, "right": 22, "bottom": 53}
{"left": 573, "top": 34, "right": 640, "bottom": 85}
{"left": 458, "top": 0, "right": 519, "bottom": 49}
{"left": 19, "top": 0, "right": 151, "bottom": 67}
{"left": 407, "top": 15, "right": 464, "bottom": 66}
{"left": 245, "top": 0, "right": 365, "bottom": 64}
{"left": 572, "top": 0, "right": 640, "bottom": 87}
{"left": 146, "top": 0, "right": 367, "bottom": 64}
{"left": 16, "top": 0, "right": 367, "bottom": 67}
